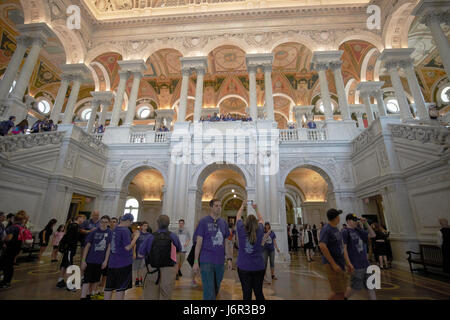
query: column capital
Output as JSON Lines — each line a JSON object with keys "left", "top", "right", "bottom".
{"left": 180, "top": 56, "right": 208, "bottom": 72}
{"left": 312, "top": 50, "right": 343, "bottom": 70}
{"left": 15, "top": 35, "right": 31, "bottom": 47}
{"left": 357, "top": 81, "right": 385, "bottom": 97}
{"left": 398, "top": 58, "right": 415, "bottom": 70}
{"left": 181, "top": 67, "right": 191, "bottom": 77}
{"left": 412, "top": 0, "right": 450, "bottom": 21}
{"left": 60, "top": 63, "right": 91, "bottom": 81}
{"left": 379, "top": 48, "right": 415, "bottom": 71}
{"left": 247, "top": 65, "right": 257, "bottom": 73}
{"left": 314, "top": 62, "right": 329, "bottom": 72}
{"left": 91, "top": 91, "right": 114, "bottom": 105}
{"left": 118, "top": 59, "right": 147, "bottom": 74}
{"left": 263, "top": 64, "right": 272, "bottom": 73}
{"left": 329, "top": 60, "right": 343, "bottom": 71}
{"left": 155, "top": 109, "right": 175, "bottom": 118}
{"left": 16, "top": 22, "right": 52, "bottom": 45}
{"left": 245, "top": 53, "right": 274, "bottom": 69}
{"left": 131, "top": 70, "right": 144, "bottom": 79}
{"left": 118, "top": 70, "right": 130, "bottom": 80}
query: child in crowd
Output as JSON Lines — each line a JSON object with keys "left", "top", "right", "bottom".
{"left": 51, "top": 225, "right": 65, "bottom": 262}
{"left": 133, "top": 221, "right": 152, "bottom": 287}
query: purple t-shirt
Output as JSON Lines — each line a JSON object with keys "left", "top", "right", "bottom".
{"left": 80, "top": 219, "right": 100, "bottom": 246}
{"left": 319, "top": 223, "right": 345, "bottom": 270}
{"left": 236, "top": 220, "right": 264, "bottom": 271}
{"left": 85, "top": 228, "right": 112, "bottom": 265}
{"left": 135, "top": 231, "right": 152, "bottom": 260}
{"left": 195, "top": 216, "right": 230, "bottom": 265}
{"left": 108, "top": 226, "right": 132, "bottom": 268}
{"left": 263, "top": 231, "right": 276, "bottom": 252}
{"left": 138, "top": 229, "right": 182, "bottom": 257}
{"left": 341, "top": 227, "right": 369, "bottom": 269}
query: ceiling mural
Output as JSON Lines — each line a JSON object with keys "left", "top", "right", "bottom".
{"left": 202, "top": 169, "right": 245, "bottom": 201}
{"left": 208, "top": 45, "right": 246, "bottom": 74}
{"left": 129, "top": 169, "right": 165, "bottom": 201}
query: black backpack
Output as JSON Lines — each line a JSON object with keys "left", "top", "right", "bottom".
{"left": 145, "top": 231, "right": 175, "bottom": 285}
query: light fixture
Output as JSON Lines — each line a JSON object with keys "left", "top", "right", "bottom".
{"left": 233, "top": 194, "right": 236, "bottom": 198}
{"left": 232, "top": 189, "right": 235, "bottom": 193}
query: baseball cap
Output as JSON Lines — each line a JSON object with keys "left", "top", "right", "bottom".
{"left": 326, "top": 208, "right": 343, "bottom": 221}
{"left": 345, "top": 213, "right": 360, "bottom": 222}
{"left": 120, "top": 213, "right": 134, "bottom": 222}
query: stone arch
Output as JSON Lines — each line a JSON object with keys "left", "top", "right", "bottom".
{"left": 193, "top": 162, "right": 251, "bottom": 190}
{"left": 90, "top": 61, "right": 111, "bottom": 91}
{"left": 360, "top": 48, "right": 380, "bottom": 82}
{"left": 269, "top": 37, "right": 316, "bottom": 54}
{"left": 273, "top": 92, "right": 296, "bottom": 122}
{"left": 217, "top": 94, "right": 249, "bottom": 115}
{"left": 282, "top": 162, "right": 337, "bottom": 193}
{"left": 49, "top": 20, "right": 86, "bottom": 64}
{"left": 85, "top": 46, "right": 125, "bottom": 65}
{"left": 142, "top": 46, "right": 185, "bottom": 64}
{"left": 382, "top": 0, "right": 417, "bottom": 49}
{"left": 199, "top": 38, "right": 252, "bottom": 57}
{"left": 336, "top": 32, "right": 384, "bottom": 53}
{"left": 119, "top": 163, "right": 168, "bottom": 193}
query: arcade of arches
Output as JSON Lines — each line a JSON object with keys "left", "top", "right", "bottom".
{"left": 0, "top": 0, "right": 449, "bottom": 300}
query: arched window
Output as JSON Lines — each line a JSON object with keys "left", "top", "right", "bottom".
{"left": 124, "top": 197, "right": 139, "bottom": 221}
{"left": 137, "top": 105, "right": 151, "bottom": 119}
{"left": 440, "top": 86, "right": 450, "bottom": 104}
{"left": 37, "top": 99, "right": 51, "bottom": 114}
{"left": 81, "top": 108, "right": 92, "bottom": 121}
{"left": 386, "top": 98, "right": 400, "bottom": 114}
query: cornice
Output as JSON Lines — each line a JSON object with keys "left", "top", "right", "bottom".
{"left": 81, "top": 3, "right": 369, "bottom": 28}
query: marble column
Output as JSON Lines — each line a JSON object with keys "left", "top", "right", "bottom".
{"left": 400, "top": 59, "right": 430, "bottom": 121}
{"left": 330, "top": 60, "right": 351, "bottom": 121}
{"left": 124, "top": 71, "right": 143, "bottom": 126}
{"left": 373, "top": 90, "right": 387, "bottom": 117}
{"left": 248, "top": 65, "right": 257, "bottom": 120}
{"left": 193, "top": 68, "right": 205, "bottom": 122}
{"left": 110, "top": 70, "right": 129, "bottom": 127}
{"left": 386, "top": 62, "right": 413, "bottom": 122}
{"left": 360, "top": 92, "right": 375, "bottom": 124}
{"left": 99, "top": 103, "right": 109, "bottom": 126}
{"left": 86, "top": 99, "right": 99, "bottom": 133}
{"left": 424, "top": 13, "right": 450, "bottom": 77}
{"left": 62, "top": 76, "right": 83, "bottom": 124}
{"left": 50, "top": 74, "right": 70, "bottom": 123}
{"left": 10, "top": 37, "right": 45, "bottom": 101}
{"left": 0, "top": 35, "right": 29, "bottom": 99}
{"left": 263, "top": 65, "right": 275, "bottom": 121}
{"left": 177, "top": 68, "right": 190, "bottom": 122}
{"left": 315, "top": 63, "right": 334, "bottom": 121}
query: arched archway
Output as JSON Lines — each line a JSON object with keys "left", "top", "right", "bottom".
{"left": 118, "top": 164, "right": 167, "bottom": 231}
{"left": 193, "top": 162, "right": 249, "bottom": 227}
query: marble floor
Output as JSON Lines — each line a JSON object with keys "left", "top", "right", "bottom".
{"left": 1, "top": 251, "right": 449, "bottom": 300}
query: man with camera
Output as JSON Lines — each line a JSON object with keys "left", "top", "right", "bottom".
{"left": 342, "top": 213, "right": 377, "bottom": 300}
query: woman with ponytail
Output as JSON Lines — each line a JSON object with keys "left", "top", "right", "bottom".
{"left": 235, "top": 200, "right": 265, "bottom": 300}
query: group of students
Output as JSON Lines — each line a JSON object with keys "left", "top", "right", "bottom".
{"left": 199, "top": 113, "right": 253, "bottom": 122}
{"left": 0, "top": 115, "right": 57, "bottom": 136}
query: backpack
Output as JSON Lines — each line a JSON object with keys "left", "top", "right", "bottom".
{"left": 145, "top": 231, "right": 175, "bottom": 285}
{"left": 15, "top": 225, "right": 33, "bottom": 246}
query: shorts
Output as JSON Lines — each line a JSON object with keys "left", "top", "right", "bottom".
{"left": 325, "top": 263, "right": 348, "bottom": 294}
{"left": 83, "top": 263, "right": 103, "bottom": 284}
{"left": 39, "top": 241, "right": 48, "bottom": 247}
{"left": 132, "top": 258, "right": 145, "bottom": 271}
{"left": 177, "top": 252, "right": 186, "bottom": 266}
{"left": 105, "top": 265, "right": 132, "bottom": 292}
{"left": 350, "top": 268, "right": 369, "bottom": 291}
{"left": 60, "top": 247, "right": 76, "bottom": 269}
{"left": 102, "top": 267, "right": 108, "bottom": 277}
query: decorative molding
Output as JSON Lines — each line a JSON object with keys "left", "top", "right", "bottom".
{"left": 0, "top": 132, "right": 64, "bottom": 153}
{"left": 390, "top": 124, "right": 450, "bottom": 146}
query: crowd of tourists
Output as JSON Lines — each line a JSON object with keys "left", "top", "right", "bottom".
{"left": 200, "top": 113, "right": 253, "bottom": 122}
{"left": 1, "top": 207, "right": 449, "bottom": 300}
{"left": 0, "top": 115, "right": 57, "bottom": 136}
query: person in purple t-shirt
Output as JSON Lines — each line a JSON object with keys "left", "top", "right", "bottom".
{"left": 319, "top": 208, "right": 348, "bottom": 300}
{"left": 79, "top": 210, "right": 100, "bottom": 248}
{"left": 80, "top": 215, "right": 112, "bottom": 300}
{"left": 236, "top": 200, "right": 265, "bottom": 300}
{"left": 342, "top": 214, "right": 377, "bottom": 300}
{"left": 133, "top": 221, "right": 151, "bottom": 287}
{"left": 104, "top": 213, "right": 139, "bottom": 300}
{"left": 262, "top": 222, "right": 280, "bottom": 280}
{"left": 193, "top": 199, "right": 232, "bottom": 300}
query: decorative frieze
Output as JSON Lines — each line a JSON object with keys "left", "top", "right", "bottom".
{"left": 0, "top": 132, "right": 64, "bottom": 153}
{"left": 390, "top": 124, "right": 450, "bottom": 146}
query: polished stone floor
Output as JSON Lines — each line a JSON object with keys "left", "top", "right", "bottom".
{"left": 1, "top": 250, "right": 449, "bottom": 300}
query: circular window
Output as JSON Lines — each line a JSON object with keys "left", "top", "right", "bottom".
{"left": 386, "top": 99, "right": 400, "bottom": 113}
{"left": 81, "top": 108, "right": 92, "bottom": 121}
{"left": 37, "top": 100, "right": 51, "bottom": 114}
{"left": 137, "top": 106, "right": 151, "bottom": 119}
{"left": 318, "top": 101, "right": 335, "bottom": 113}
{"left": 440, "top": 86, "right": 450, "bottom": 103}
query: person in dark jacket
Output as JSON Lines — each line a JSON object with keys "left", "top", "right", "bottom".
{"left": 0, "top": 116, "right": 16, "bottom": 136}
{"left": 38, "top": 218, "right": 57, "bottom": 263}
{"left": 438, "top": 218, "right": 450, "bottom": 274}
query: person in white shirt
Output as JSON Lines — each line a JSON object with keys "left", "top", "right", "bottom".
{"left": 302, "top": 224, "right": 317, "bottom": 262}
{"left": 176, "top": 219, "right": 191, "bottom": 280}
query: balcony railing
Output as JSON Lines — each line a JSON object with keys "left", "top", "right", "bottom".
{"left": 93, "top": 133, "right": 104, "bottom": 141}
{"left": 279, "top": 128, "right": 328, "bottom": 142}
{"left": 130, "top": 131, "right": 171, "bottom": 144}
{"left": 0, "top": 131, "right": 64, "bottom": 153}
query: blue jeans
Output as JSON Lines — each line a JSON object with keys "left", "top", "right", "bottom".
{"left": 200, "top": 262, "right": 225, "bottom": 300}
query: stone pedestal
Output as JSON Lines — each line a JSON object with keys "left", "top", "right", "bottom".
{"left": 102, "top": 126, "right": 132, "bottom": 144}
{"left": 323, "top": 120, "right": 359, "bottom": 140}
